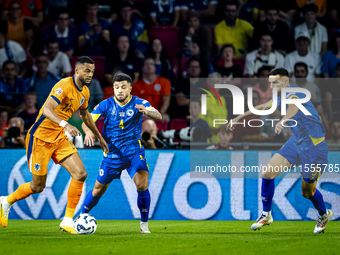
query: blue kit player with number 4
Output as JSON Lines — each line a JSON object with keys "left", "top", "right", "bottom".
{"left": 228, "top": 67, "right": 333, "bottom": 234}
{"left": 81, "top": 73, "right": 162, "bottom": 233}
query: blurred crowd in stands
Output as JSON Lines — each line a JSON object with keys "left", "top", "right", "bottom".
{"left": 0, "top": 0, "right": 340, "bottom": 149}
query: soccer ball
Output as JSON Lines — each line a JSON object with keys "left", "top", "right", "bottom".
{"left": 74, "top": 213, "right": 97, "bottom": 235}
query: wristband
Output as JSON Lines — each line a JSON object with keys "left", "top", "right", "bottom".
{"left": 59, "top": 120, "right": 68, "bottom": 128}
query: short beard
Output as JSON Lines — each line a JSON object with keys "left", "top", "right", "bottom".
{"left": 79, "top": 76, "right": 91, "bottom": 86}
{"left": 116, "top": 94, "right": 128, "bottom": 103}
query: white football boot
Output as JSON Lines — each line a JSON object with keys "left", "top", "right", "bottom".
{"left": 59, "top": 217, "right": 77, "bottom": 234}
{"left": 0, "top": 196, "right": 12, "bottom": 228}
{"left": 140, "top": 221, "right": 151, "bottom": 233}
{"left": 250, "top": 213, "right": 273, "bottom": 231}
{"left": 313, "top": 209, "right": 333, "bottom": 234}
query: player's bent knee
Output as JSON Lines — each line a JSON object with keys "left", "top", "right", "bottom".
{"left": 301, "top": 190, "right": 313, "bottom": 199}
{"left": 72, "top": 168, "right": 87, "bottom": 181}
{"left": 31, "top": 183, "right": 45, "bottom": 193}
{"left": 262, "top": 171, "right": 275, "bottom": 179}
{"left": 135, "top": 182, "right": 148, "bottom": 191}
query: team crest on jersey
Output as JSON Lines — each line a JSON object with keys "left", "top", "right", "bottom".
{"left": 34, "top": 163, "right": 41, "bottom": 171}
{"left": 126, "top": 109, "right": 134, "bottom": 116}
{"left": 119, "top": 112, "right": 125, "bottom": 117}
{"left": 55, "top": 88, "right": 63, "bottom": 96}
{"left": 111, "top": 110, "right": 116, "bottom": 115}
{"left": 154, "top": 84, "right": 161, "bottom": 92}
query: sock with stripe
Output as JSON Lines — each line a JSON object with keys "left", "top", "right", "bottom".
{"left": 137, "top": 189, "right": 150, "bottom": 222}
{"left": 261, "top": 178, "right": 275, "bottom": 215}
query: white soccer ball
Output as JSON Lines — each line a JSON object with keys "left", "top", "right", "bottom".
{"left": 74, "top": 213, "right": 97, "bottom": 235}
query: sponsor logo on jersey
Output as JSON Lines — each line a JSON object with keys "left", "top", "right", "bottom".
{"left": 127, "top": 109, "right": 134, "bottom": 116}
{"left": 79, "top": 97, "right": 85, "bottom": 108}
{"left": 111, "top": 110, "right": 116, "bottom": 115}
{"left": 55, "top": 88, "right": 63, "bottom": 96}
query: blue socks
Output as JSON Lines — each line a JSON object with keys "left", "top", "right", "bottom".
{"left": 137, "top": 189, "right": 150, "bottom": 222}
{"left": 261, "top": 178, "right": 275, "bottom": 213}
{"left": 309, "top": 188, "right": 326, "bottom": 215}
{"left": 82, "top": 190, "right": 100, "bottom": 214}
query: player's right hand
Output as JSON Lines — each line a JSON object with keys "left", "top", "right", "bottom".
{"left": 99, "top": 137, "right": 109, "bottom": 154}
{"left": 84, "top": 131, "right": 96, "bottom": 147}
{"left": 65, "top": 124, "right": 81, "bottom": 137}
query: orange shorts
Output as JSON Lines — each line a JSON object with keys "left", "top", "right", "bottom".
{"left": 25, "top": 133, "right": 78, "bottom": 176}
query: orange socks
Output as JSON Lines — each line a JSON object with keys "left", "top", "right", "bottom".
{"left": 65, "top": 179, "right": 84, "bottom": 219}
{"left": 7, "top": 182, "right": 34, "bottom": 205}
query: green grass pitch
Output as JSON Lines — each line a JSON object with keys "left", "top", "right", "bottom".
{"left": 0, "top": 220, "right": 339, "bottom": 255}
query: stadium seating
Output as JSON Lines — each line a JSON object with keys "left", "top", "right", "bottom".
{"left": 148, "top": 26, "right": 181, "bottom": 57}
{"left": 71, "top": 56, "right": 106, "bottom": 83}
{"left": 155, "top": 119, "right": 169, "bottom": 131}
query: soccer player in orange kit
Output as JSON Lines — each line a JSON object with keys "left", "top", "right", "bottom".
{"left": 0, "top": 56, "right": 109, "bottom": 234}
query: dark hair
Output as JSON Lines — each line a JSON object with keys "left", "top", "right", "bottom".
{"left": 264, "top": 3, "right": 279, "bottom": 13}
{"left": 36, "top": 53, "right": 49, "bottom": 59}
{"left": 269, "top": 67, "right": 289, "bottom": 77}
{"left": 112, "top": 73, "right": 132, "bottom": 85}
{"left": 190, "top": 98, "right": 201, "bottom": 106}
{"left": 86, "top": 0, "right": 98, "bottom": 7}
{"left": 9, "top": 1, "right": 21, "bottom": 8}
{"left": 259, "top": 33, "right": 273, "bottom": 40}
{"left": 146, "top": 38, "right": 169, "bottom": 77}
{"left": 2, "top": 60, "right": 16, "bottom": 70}
{"left": 76, "top": 56, "right": 94, "bottom": 66}
{"left": 257, "top": 66, "right": 272, "bottom": 76}
{"left": 225, "top": 0, "right": 239, "bottom": 9}
{"left": 294, "top": 62, "right": 308, "bottom": 72}
{"left": 302, "top": 3, "right": 318, "bottom": 14}
{"left": 221, "top": 43, "right": 235, "bottom": 55}
{"left": 186, "top": 56, "right": 201, "bottom": 68}
{"left": 46, "top": 38, "right": 59, "bottom": 45}
{"left": 143, "top": 56, "right": 155, "bottom": 66}
{"left": 57, "top": 8, "right": 69, "bottom": 18}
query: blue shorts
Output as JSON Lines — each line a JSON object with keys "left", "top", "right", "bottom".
{"left": 277, "top": 138, "right": 328, "bottom": 183}
{"left": 96, "top": 150, "right": 149, "bottom": 185}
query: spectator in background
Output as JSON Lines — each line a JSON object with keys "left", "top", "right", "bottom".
{"left": 0, "top": 110, "right": 9, "bottom": 139}
{"left": 258, "top": 0, "right": 297, "bottom": 23}
{"left": 1, "top": 0, "right": 43, "bottom": 27}
{"left": 328, "top": 0, "right": 340, "bottom": 29}
{"left": 296, "top": 0, "right": 327, "bottom": 17}
{"left": 190, "top": 99, "right": 212, "bottom": 143}
{"left": 26, "top": 54, "right": 60, "bottom": 108}
{"left": 110, "top": 2, "right": 149, "bottom": 57}
{"left": 141, "top": 119, "right": 166, "bottom": 149}
{"left": 150, "top": 0, "right": 181, "bottom": 27}
{"left": 43, "top": 9, "right": 77, "bottom": 59}
{"left": 323, "top": 30, "right": 340, "bottom": 78}
{"left": 0, "top": 61, "right": 26, "bottom": 115}
{"left": 0, "top": 28, "right": 27, "bottom": 77}
{"left": 238, "top": 0, "right": 259, "bottom": 24}
{"left": 206, "top": 124, "right": 233, "bottom": 150}
{"left": 147, "top": 38, "right": 172, "bottom": 81}
{"left": 252, "top": 66, "right": 272, "bottom": 104}
{"left": 284, "top": 30, "right": 322, "bottom": 81}
{"left": 252, "top": 5, "right": 292, "bottom": 56}
{"left": 244, "top": 33, "right": 284, "bottom": 78}
{"left": 179, "top": 12, "right": 211, "bottom": 55}
{"left": 294, "top": 4, "right": 328, "bottom": 57}
{"left": 327, "top": 120, "right": 340, "bottom": 144}
{"left": 215, "top": 0, "right": 253, "bottom": 58}
{"left": 78, "top": 0, "right": 110, "bottom": 56}
{"left": 181, "top": 0, "right": 218, "bottom": 22}
{"left": 325, "top": 63, "right": 340, "bottom": 122}
{"left": 0, "top": 117, "right": 25, "bottom": 148}
{"left": 17, "top": 92, "right": 38, "bottom": 132}
{"left": 1, "top": 1, "right": 33, "bottom": 52}
{"left": 294, "top": 62, "right": 321, "bottom": 105}
{"left": 171, "top": 57, "right": 201, "bottom": 119}
{"left": 46, "top": 39, "right": 72, "bottom": 78}
{"left": 105, "top": 35, "right": 139, "bottom": 85}
{"left": 216, "top": 44, "right": 242, "bottom": 85}
{"left": 132, "top": 57, "right": 171, "bottom": 120}
{"left": 102, "top": 67, "right": 123, "bottom": 99}
{"left": 87, "top": 79, "right": 104, "bottom": 110}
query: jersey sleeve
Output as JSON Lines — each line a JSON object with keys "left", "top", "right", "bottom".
{"left": 141, "top": 99, "right": 155, "bottom": 111}
{"left": 79, "top": 88, "right": 90, "bottom": 110}
{"left": 91, "top": 100, "right": 106, "bottom": 122}
{"left": 50, "top": 80, "right": 71, "bottom": 104}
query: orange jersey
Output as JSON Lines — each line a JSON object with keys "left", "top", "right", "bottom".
{"left": 29, "top": 76, "right": 90, "bottom": 143}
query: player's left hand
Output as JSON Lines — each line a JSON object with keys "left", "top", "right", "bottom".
{"left": 135, "top": 104, "right": 147, "bottom": 115}
{"left": 84, "top": 131, "right": 96, "bottom": 147}
{"left": 275, "top": 120, "right": 284, "bottom": 134}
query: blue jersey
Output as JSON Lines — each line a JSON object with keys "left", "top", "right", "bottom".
{"left": 91, "top": 95, "right": 154, "bottom": 160}
{"left": 271, "top": 85, "right": 325, "bottom": 151}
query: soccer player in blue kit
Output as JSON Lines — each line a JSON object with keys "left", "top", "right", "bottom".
{"left": 228, "top": 67, "right": 333, "bottom": 234}
{"left": 81, "top": 73, "right": 162, "bottom": 233}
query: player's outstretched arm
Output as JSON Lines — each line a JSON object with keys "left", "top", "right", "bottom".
{"left": 79, "top": 109, "right": 109, "bottom": 154}
{"left": 135, "top": 104, "right": 162, "bottom": 120}
{"left": 43, "top": 97, "right": 81, "bottom": 137}
{"left": 227, "top": 100, "right": 272, "bottom": 131}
